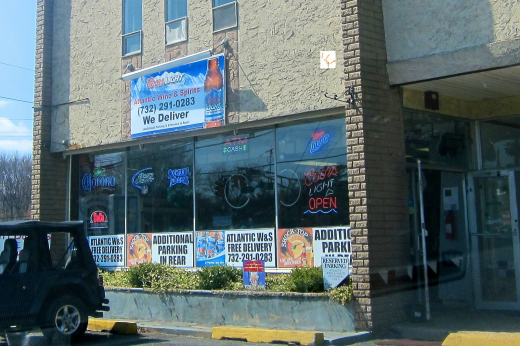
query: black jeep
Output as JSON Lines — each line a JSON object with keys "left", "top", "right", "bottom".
{"left": 0, "top": 220, "right": 109, "bottom": 343}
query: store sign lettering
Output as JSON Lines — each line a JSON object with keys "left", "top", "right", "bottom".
{"left": 146, "top": 72, "right": 185, "bottom": 89}
{"left": 81, "top": 174, "right": 116, "bottom": 191}
{"left": 168, "top": 167, "right": 191, "bottom": 187}
{"left": 309, "top": 131, "right": 330, "bottom": 154}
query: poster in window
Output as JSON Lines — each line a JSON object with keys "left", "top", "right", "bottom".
{"left": 88, "top": 235, "right": 125, "bottom": 267}
{"left": 225, "top": 229, "right": 275, "bottom": 268}
{"left": 277, "top": 228, "right": 314, "bottom": 268}
{"left": 151, "top": 232, "right": 194, "bottom": 268}
{"left": 196, "top": 231, "right": 225, "bottom": 266}
{"left": 312, "top": 227, "right": 351, "bottom": 267}
{"left": 127, "top": 233, "right": 152, "bottom": 266}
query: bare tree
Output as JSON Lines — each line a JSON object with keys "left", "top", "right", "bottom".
{"left": 0, "top": 152, "right": 32, "bottom": 221}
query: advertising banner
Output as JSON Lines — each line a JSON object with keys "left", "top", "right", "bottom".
{"left": 243, "top": 260, "right": 266, "bottom": 289}
{"left": 225, "top": 229, "right": 275, "bottom": 268}
{"left": 130, "top": 54, "right": 225, "bottom": 138}
{"left": 312, "top": 227, "right": 351, "bottom": 267}
{"left": 196, "top": 231, "right": 225, "bottom": 266}
{"left": 127, "top": 233, "right": 152, "bottom": 266}
{"left": 88, "top": 235, "right": 125, "bottom": 267}
{"left": 322, "top": 256, "right": 351, "bottom": 290}
{"left": 277, "top": 228, "right": 314, "bottom": 268}
{"left": 151, "top": 232, "right": 194, "bottom": 268}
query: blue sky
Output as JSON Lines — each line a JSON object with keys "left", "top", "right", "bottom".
{"left": 0, "top": 1, "right": 37, "bottom": 154}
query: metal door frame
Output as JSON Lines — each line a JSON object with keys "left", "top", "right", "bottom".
{"left": 468, "top": 170, "right": 520, "bottom": 310}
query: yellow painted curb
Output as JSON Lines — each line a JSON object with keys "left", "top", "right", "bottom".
{"left": 88, "top": 319, "right": 137, "bottom": 335}
{"left": 443, "top": 331, "right": 520, "bottom": 346}
{"left": 212, "top": 326, "right": 325, "bottom": 346}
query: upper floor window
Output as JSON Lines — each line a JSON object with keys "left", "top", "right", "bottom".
{"left": 165, "top": 0, "right": 188, "bottom": 45}
{"left": 123, "top": 0, "right": 142, "bottom": 56}
{"left": 212, "top": 0, "right": 237, "bottom": 32}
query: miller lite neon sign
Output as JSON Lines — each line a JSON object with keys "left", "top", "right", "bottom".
{"left": 309, "top": 130, "right": 330, "bottom": 154}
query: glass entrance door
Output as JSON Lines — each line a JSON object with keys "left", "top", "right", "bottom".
{"left": 468, "top": 171, "right": 520, "bottom": 309}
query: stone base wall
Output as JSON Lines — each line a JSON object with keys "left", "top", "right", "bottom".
{"left": 105, "top": 289, "right": 356, "bottom": 333}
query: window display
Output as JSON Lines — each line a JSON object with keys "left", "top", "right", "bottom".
{"left": 127, "top": 141, "right": 194, "bottom": 234}
{"left": 195, "top": 128, "right": 276, "bottom": 230}
{"left": 78, "top": 152, "right": 125, "bottom": 236}
{"left": 74, "top": 116, "right": 349, "bottom": 268}
{"left": 404, "top": 109, "right": 473, "bottom": 169}
{"left": 276, "top": 118, "right": 349, "bottom": 228}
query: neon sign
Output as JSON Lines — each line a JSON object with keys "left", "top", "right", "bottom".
{"left": 82, "top": 174, "right": 116, "bottom": 191}
{"left": 132, "top": 168, "right": 154, "bottom": 193}
{"left": 90, "top": 211, "right": 108, "bottom": 228}
{"left": 305, "top": 197, "right": 338, "bottom": 214}
{"left": 168, "top": 167, "right": 191, "bottom": 187}
{"left": 309, "top": 130, "right": 330, "bottom": 154}
{"left": 223, "top": 137, "right": 248, "bottom": 154}
{"left": 303, "top": 165, "right": 339, "bottom": 215}
{"left": 303, "top": 165, "right": 338, "bottom": 187}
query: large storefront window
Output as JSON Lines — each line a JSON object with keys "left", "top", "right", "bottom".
{"left": 195, "top": 128, "right": 276, "bottom": 230}
{"left": 481, "top": 116, "right": 520, "bottom": 169}
{"left": 276, "top": 118, "right": 349, "bottom": 228}
{"left": 127, "top": 141, "right": 194, "bottom": 233}
{"left": 78, "top": 152, "right": 125, "bottom": 236}
{"left": 74, "top": 116, "right": 351, "bottom": 269}
{"left": 404, "top": 109, "right": 473, "bottom": 170}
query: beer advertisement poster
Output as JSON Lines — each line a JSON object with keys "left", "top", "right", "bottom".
{"left": 312, "top": 227, "right": 352, "bottom": 267}
{"left": 226, "top": 229, "right": 276, "bottom": 268}
{"left": 130, "top": 54, "right": 226, "bottom": 138}
{"left": 243, "top": 260, "right": 266, "bottom": 289}
{"left": 127, "top": 233, "right": 152, "bottom": 266}
{"left": 151, "top": 232, "right": 194, "bottom": 268}
{"left": 88, "top": 235, "right": 125, "bottom": 267}
{"left": 196, "top": 231, "right": 225, "bottom": 266}
{"left": 277, "top": 228, "right": 314, "bottom": 268}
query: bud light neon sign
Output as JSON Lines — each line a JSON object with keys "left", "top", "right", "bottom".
{"left": 82, "top": 174, "right": 116, "bottom": 191}
{"left": 310, "top": 130, "right": 330, "bottom": 154}
{"left": 168, "top": 167, "right": 191, "bottom": 187}
{"left": 132, "top": 168, "right": 154, "bottom": 191}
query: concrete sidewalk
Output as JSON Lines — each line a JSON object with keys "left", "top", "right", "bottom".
{"left": 88, "top": 318, "right": 372, "bottom": 345}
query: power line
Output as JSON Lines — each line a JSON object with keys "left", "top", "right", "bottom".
{"left": 0, "top": 96, "right": 33, "bottom": 104}
{"left": 0, "top": 62, "right": 34, "bottom": 72}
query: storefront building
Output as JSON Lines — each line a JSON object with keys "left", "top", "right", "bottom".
{"left": 32, "top": 0, "right": 520, "bottom": 332}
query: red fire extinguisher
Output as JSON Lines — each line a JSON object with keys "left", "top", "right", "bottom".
{"left": 445, "top": 210, "right": 455, "bottom": 239}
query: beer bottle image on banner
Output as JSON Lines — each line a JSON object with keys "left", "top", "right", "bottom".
{"left": 204, "top": 58, "right": 224, "bottom": 128}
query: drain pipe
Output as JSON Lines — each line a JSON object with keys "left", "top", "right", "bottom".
{"left": 417, "top": 159, "right": 431, "bottom": 321}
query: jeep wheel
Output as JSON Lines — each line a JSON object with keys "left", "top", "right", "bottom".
{"left": 41, "top": 296, "right": 88, "bottom": 344}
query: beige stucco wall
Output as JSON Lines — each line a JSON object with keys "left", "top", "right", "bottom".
{"left": 383, "top": 0, "right": 520, "bottom": 62}
{"left": 143, "top": 0, "right": 166, "bottom": 67}
{"left": 187, "top": 0, "right": 213, "bottom": 55}
{"left": 51, "top": 0, "right": 122, "bottom": 152}
{"left": 384, "top": 0, "right": 520, "bottom": 84}
{"left": 50, "top": 0, "right": 344, "bottom": 152}
{"left": 237, "top": 0, "right": 344, "bottom": 122}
